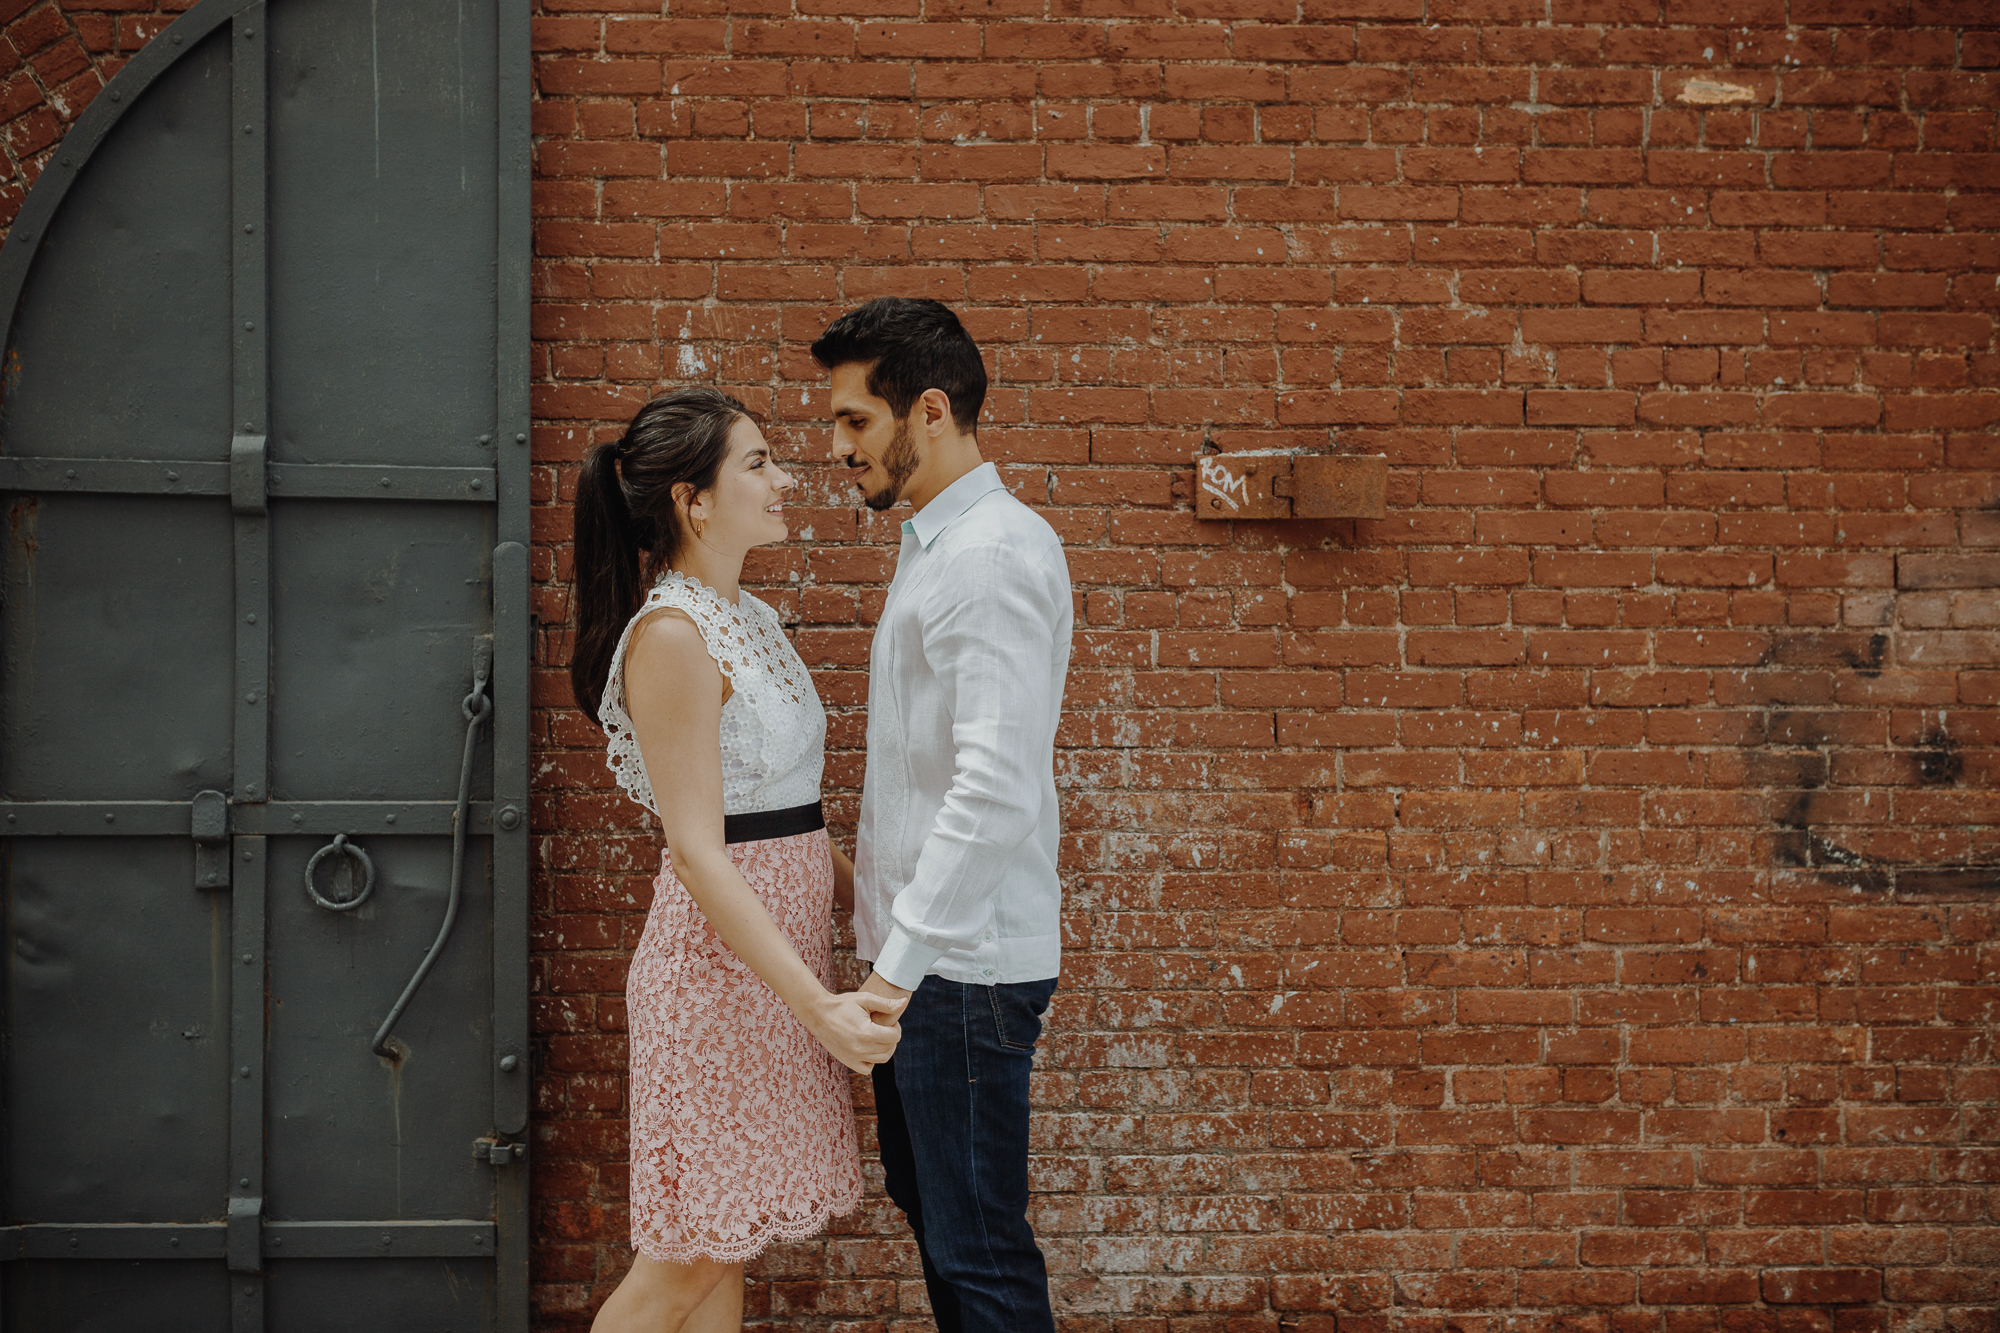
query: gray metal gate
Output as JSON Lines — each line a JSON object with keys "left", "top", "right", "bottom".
{"left": 0, "top": 0, "right": 529, "bottom": 1328}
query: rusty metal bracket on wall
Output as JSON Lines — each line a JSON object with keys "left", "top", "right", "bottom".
{"left": 1195, "top": 451, "right": 1387, "bottom": 521}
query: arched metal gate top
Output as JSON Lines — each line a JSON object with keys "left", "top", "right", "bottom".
{"left": 0, "top": 0, "right": 258, "bottom": 333}
{"left": 0, "top": 2, "right": 532, "bottom": 1329}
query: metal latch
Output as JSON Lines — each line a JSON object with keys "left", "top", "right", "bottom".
{"left": 230, "top": 434, "right": 267, "bottom": 515}
{"left": 226, "top": 1196, "right": 261, "bottom": 1273}
{"left": 1194, "top": 451, "right": 1387, "bottom": 521}
{"left": 474, "top": 1136, "right": 523, "bottom": 1165}
{"left": 192, "top": 789, "right": 230, "bottom": 891}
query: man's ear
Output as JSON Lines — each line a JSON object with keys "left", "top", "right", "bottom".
{"left": 920, "top": 388, "right": 953, "bottom": 437}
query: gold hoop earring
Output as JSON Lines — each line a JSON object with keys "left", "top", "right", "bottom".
{"left": 693, "top": 517, "right": 705, "bottom": 542}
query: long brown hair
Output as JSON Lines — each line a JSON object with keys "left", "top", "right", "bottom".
{"left": 568, "top": 387, "right": 750, "bottom": 723}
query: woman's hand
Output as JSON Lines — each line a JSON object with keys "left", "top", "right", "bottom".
{"left": 799, "top": 990, "right": 906, "bottom": 1074}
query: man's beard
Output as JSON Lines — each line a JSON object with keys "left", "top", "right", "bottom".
{"left": 861, "top": 419, "right": 919, "bottom": 512}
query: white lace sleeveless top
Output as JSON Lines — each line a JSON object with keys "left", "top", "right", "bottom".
{"left": 599, "top": 570, "right": 826, "bottom": 818}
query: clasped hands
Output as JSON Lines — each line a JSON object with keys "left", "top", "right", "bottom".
{"left": 800, "top": 973, "right": 915, "bottom": 1074}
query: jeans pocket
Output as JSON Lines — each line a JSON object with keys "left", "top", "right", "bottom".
{"left": 988, "top": 980, "right": 1053, "bottom": 1052}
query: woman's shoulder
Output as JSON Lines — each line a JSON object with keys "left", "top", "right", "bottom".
{"left": 626, "top": 600, "right": 704, "bottom": 652}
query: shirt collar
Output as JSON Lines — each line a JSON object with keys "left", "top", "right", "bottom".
{"left": 899, "top": 461, "right": 1004, "bottom": 549}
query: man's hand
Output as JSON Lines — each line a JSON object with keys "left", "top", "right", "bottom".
{"left": 800, "top": 990, "right": 906, "bottom": 1074}
{"left": 860, "top": 972, "right": 913, "bottom": 1027}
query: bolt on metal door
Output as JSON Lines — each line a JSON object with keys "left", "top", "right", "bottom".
{"left": 0, "top": 1, "right": 530, "bottom": 1329}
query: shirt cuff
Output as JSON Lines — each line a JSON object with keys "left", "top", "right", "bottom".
{"left": 870, "top": 926, "right": 943, "bottom": 993}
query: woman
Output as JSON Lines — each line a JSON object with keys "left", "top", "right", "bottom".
{"left": 569, "top": 387, "right": 904, "bottom": 1332}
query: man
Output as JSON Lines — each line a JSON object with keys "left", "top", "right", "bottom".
{"left": 812, "top": 298, "right": 1072, "bottom": 1333}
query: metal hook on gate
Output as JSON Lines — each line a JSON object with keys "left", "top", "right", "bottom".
{"left": 370, "top": 637, "right": 494, "bottom": 1059}
{"left": 304, "top": 834, "right": 376, "bottom": 912}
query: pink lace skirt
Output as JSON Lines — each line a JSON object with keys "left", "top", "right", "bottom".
{"left": 625, "top": 828, "right": 862, "bottom": 1264}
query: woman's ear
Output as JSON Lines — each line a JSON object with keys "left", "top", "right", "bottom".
{"left": 670, "top": 479, "right": 700, "bottom": 523}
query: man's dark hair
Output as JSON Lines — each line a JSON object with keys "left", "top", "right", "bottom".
{"left": 810, "top": 297, "right": 987, "bottom": 434}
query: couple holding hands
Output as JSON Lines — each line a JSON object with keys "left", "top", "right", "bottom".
{"left": 570, "top": 298, "right": 1073, "bottom": 1333}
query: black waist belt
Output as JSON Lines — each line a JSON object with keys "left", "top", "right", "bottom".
{"left": 723, "top": 800, "right": 825, "bottom": 845}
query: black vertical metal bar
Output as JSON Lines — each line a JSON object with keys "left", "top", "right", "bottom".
{"left": 493, "top": 2, "right": 533, "bottom": 1326}
{"left": 232, "top": 2, "right": 270, "bottom": 810}
{"left": 229, "top": 9, "right": 269, "bottom": 1333}
{"left": 227, "top": 834, "right": 266, "bottom": 1330}
{"left": 492, "top": 0, "right": 532, "bottom": 1131}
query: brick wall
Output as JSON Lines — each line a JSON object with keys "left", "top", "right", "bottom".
{"left": 526, "top": 1, "right": 2000, "bottom": 1329}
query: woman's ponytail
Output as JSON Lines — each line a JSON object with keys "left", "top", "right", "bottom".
{"left": 567, "top": 387, "right": 750, "bottom": 724}
{"left": 569, "top": 439, "right": 642, "bottom": 721}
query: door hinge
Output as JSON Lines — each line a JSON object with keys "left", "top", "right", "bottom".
{"left": 192, "top": 789, "right": 231, "bottom": 891}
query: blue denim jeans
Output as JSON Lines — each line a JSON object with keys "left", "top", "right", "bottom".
{"left": 872, "top": 975, "right": 1058, "bottom": 1333}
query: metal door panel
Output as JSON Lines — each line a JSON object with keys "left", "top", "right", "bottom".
{"left": 268, "top": 0, "right": 499, "bottom": 466}
{"left": 3, "top": 495, "right": 236, "bottom": 800}
{"left": 4, "top": 1261, "right": 230, "bottom": 1330}
{"left": 0, "top": 0, "right": 531, "bottom": 1325}
{"left": 266, "top": 1259, "right": 493, "bottom": 1331}
{"left": 268, "top": 502, "right": 494, "bottom": 801}
{"left": 2, "top": 30, "right": 233, "bottom": 463}
{"left": 265, "top": 835, "right": 493, "bottom": 1220}
{"left": 6, "top": 839, "right": 230, "bottom": 1219}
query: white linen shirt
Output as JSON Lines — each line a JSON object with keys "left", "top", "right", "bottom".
{"left": 854, "top": 462, "right": 1073, "bottom": 991}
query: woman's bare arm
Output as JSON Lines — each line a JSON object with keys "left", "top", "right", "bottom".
{"left": 624, "top": 608, "right": 901, "bottom": 1072}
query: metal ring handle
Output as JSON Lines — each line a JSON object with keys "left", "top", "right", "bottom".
{"left": 304, "top": 834, "right": 375, "bottom": 912}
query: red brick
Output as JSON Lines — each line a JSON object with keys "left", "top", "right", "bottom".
{"left": 1761, "top": 1267, "right": 1884, "bottom": 1304}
